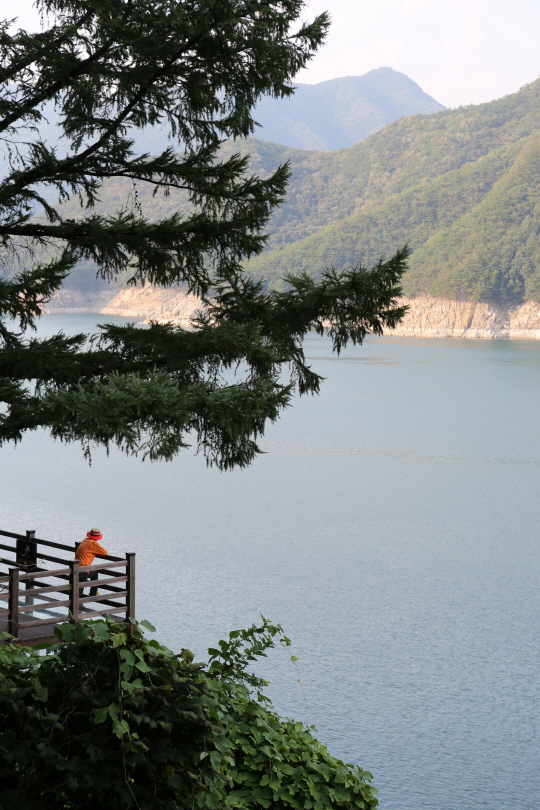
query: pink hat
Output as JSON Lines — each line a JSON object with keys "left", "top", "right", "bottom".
{"left": 87, "top": 528, "right": 102, "bottom": 540}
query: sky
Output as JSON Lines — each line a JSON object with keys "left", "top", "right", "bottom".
{"left": 4, "top": 0, "right": 540, "bottom": 109}
{"left": 297, "top": 0, "right": 540, "bottom": 107}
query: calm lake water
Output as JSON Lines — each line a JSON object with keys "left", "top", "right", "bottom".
{"left": 1, "top": 314, "right": 539, "bottom": 810}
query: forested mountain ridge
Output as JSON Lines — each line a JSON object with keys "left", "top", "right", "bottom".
{"left": 246, "top": 77, "right": 540, "bottom": 303}
{"left": 28, "top": 68, "right": 444, "bottom": 160}
{"left": 251, "top": 67, "right": 445, "bottom": 150}
{"left": 52, "top": 77, "right": 540, "bottom": 304}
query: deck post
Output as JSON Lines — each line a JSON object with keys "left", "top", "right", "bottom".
{"left": 8, "top": 567, "right": 19, "bottom": 639}
{"left": 126, "top": 553, "right": 135, "bottom": 622}
{"left": 70, "top": 560, "right": 80, "bottom": 622}
{"left": 24, "top": 530, "right": 36, "bottom": 616}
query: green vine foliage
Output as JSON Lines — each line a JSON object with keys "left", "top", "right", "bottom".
{"left": 0, "top": 617, "right": 377, "bottom": 810}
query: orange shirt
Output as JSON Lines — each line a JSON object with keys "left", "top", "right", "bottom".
{"left": 75, "top": 537, "right": 108, "bottom": 567}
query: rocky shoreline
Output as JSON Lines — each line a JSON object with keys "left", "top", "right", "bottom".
{"left": 43, "top": 287, "right": 540, "bottom": 338}
{"left": 43, "top": 285, "right": 203, "bottom": 327}
{"left": 390, "top": 296, "right": 540, "bottom": 339}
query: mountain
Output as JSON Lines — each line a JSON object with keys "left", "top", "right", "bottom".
{"left": 244, "top": 78, "right": 540, "bottom": 304}
{"left": 47, "top": 75, "right": 540, "bottom": 305}
{"left": 27, "top": 67, "right": 444, "bottom": 163}
{"left": 252, "top": 67, "right": 445, "bottom": 150}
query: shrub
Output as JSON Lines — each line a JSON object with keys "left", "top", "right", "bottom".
{"left": 0, "top": 617, "right": 378, "bottom": 810}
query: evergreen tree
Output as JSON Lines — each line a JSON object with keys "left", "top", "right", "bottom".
{"left": 0, "top": 0, "right": 409, "bottom": 469}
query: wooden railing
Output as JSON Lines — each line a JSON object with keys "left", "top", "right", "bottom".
{"left": 0, "top": 529, "right": 135, "bottom": 644}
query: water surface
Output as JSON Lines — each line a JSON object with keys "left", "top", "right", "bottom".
{"left": 1, "top": 315, "right": 538, "bottom": 810}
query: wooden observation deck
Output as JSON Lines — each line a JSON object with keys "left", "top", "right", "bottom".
{"left": 0, "top": 528, "right": 135, "bottom": 646}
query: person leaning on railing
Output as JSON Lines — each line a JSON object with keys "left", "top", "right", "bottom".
{"left": 75, "top": 529, "right": 108, "bottom": 598}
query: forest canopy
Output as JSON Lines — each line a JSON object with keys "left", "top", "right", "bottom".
{"left": 56, "top": 77, "right": 540, "bottom": 306}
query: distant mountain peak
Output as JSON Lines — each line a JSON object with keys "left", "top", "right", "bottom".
{"left": 253, "top": 67, "right": 445, "bottom": 151}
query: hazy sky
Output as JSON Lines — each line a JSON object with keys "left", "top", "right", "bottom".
{"left": 4, "top": 0, "right": 540, "bottom": 109}
{"left": 297, "top": 0, "right": 540, "bottom": 107}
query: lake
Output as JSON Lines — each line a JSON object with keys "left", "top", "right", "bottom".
{"left": 1, "top": 314, "right": 539, "bottom": 810}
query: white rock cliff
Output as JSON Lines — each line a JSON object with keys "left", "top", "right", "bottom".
{"left": 43, "top": 287, "right": 540, "bottom": 338}
{"left": 390, "top": 296, "right": 540, "bottom": 339}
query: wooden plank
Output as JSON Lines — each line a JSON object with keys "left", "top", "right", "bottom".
{"left": 18, "top": 582, "right": 71, "bottom": 596}
{"left": 126, "top": 553, "right": 135, "bottom": 621}
{"left": 78, "top": 561, "right": 127, "bottom": 574}
{"left": 21, "top": 566, "right": 72, "bottom": 585}
{"left": 70, "top": 560, "right": 79, "bottom": 622}
{"left": 19, "top": 566, "right": 71, "bottom": 581}
{"left": 29, "top": 536, "right": 74, "bottom": 552}
{"left": 80, "top": 574, "right": 128, "bottom": 589}
{"left": 8, "top": 565, "right": 62, "bottom": 585}
{"left": 28, "top": 592, "right": 68, "bottom": 604}
{"left": 83, "top": 597, "right": 127, "bottom": 610}
{"left": 6, "top": 616, "right": 132, "bottom": 648}
{"left": 24, "top": 545, "right": 36, "bottom": 599}
{"left": 31, "top": 550, "right": 74, "bottom": 566}
{"left": 80, "top": 591, "right": 127, "bottom": 606}
{"left": 17, "top": 593, "right": 126, "bottom": 616}
{"left": 18, "top": 561, "right": 125, "bottom": 582}
{"left": 22, "top": 578, "right": 126, "bottom": 596}
{"left": 8, "top": 568, "right": 19, "bottom": 638}
{"left": 92, "top": 582, "right": 126, "bottom": 594}
{"left": 18, "top": 613, "right": 71, "bottom": 629}
{"left": 74, "top": 605, "right": 126, "bottom": 621}
{"left": 0, "top": 529, "right": 126, "bottom": 562}
{"left": 0, "top": 529, "right": 29, "bottom": 541}
{"left": 13, "top": 592, "right": 69, "bottom": 609}
{"left": 0, "top": 530, "right": 122, "bottom": 559}
{"left": 0, "top": 542, "right": 19, "bottom": 555}
{"left": 0, "top": 528, "right": 74, "bottom": 552}
{"left": 19, "top": 599, "right": 72, "bottom": 614}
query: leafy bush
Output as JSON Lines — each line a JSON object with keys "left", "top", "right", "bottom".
{"left": 0, "top": 617, "right": 378, "bottom": 810}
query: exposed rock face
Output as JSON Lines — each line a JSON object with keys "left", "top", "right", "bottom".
{"left": 43, "top": 289, "right": 117, "bottom": 314}
{"left": 100, "top": 285, "right": 204, "bottom": 326}
{"left": 389, "top": 296, "right": 540, "bottom": 339}
{"left": 43, "top": 285, "right": 204, "bottom": 326}
{"left": 43, "top": 287, "right": 540, "bottom": 338}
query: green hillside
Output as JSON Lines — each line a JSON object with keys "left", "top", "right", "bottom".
{"left": 245, "top": 78, "right": 540, "bottom": 303}
{"left": 408, "top": 135, "right": 540, "bottom": 302}
{"left": 54, "top": 77, "right": 540, "bottom": 303}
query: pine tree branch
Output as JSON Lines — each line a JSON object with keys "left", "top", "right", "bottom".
{"left": 0, "top": 2, "right": 407, "bottom": 470}
{"left": 0, "top": 11, "right": 93, "bottom": 85}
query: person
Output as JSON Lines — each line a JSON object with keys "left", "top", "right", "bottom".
{"left": 76, "top": 528, "right": 108, "bottom": 599}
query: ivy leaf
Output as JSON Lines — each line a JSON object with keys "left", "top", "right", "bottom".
{"left": 108, "top": 705, "right": 120, "bottom": 722}
{"left": 205, "top": 791, "right": 221, "bottom": 809}
{"left": 213, "top": 734, "right": 230, "bottom": 754}
{"left": 120, "top": 663, "right": 133, "bottom": 680}
{"left": 112, "top": 633, "right": 127, "bottom": 648}
{"left": 94, "top": 707, "right": 109, "bottom": 724}
{"left": 113, "top": 719, "right": 130, "bottom": 738}
{"left": 209, "top": 751, "right": 222, "bottom": 770}
{"left": 90, "top": 622, "right": 110, "bottom": 642}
